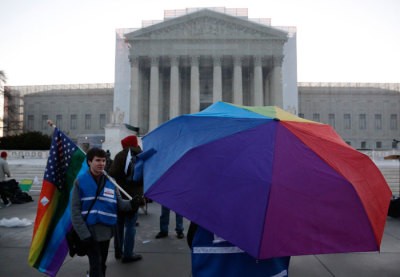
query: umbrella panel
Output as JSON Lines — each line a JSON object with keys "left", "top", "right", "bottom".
{"left": 143, "top": 116, "right": 271, "bottom": 192}
{"left": 282, "top": 121, "right": 391, "bottom": 245}
{"left": 146, "top": 121, "right": 278, "bottom": 258}
{"left": 259, "top": 124, "right": 377, "bottom": 259}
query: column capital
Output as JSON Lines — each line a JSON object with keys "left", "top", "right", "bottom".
{"left": 150, "top": 56, "right": 159, "bottom": 66}
{"left": 233, "top": 55, "right": 243, "bottom": 66}
{"left": 213, "top": 55, "right": 222, "bottom": 67}
{"left": 254, "top": 56, "right": 263, "bottom": 67}
{"left": 170, "top": 55, "right": 180, "bottom": 66}
{"left": 128, "top": 55, "right": 139, "bottom": 66}
{"left": 272, "top": 55, "right": 284, "bottom": 67}
{"left": 190, "top": 55, "right": 200, "bottom": 67}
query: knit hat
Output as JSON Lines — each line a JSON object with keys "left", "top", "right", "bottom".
{"left": 121, "top": 135, "right": 138, "bottom": 149}
{"left": 0, "top": 151, "right": 7, "bottom": 158}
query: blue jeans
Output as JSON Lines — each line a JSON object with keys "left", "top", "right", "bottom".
{"left": 160, "top": 205, "right": 184, "bottom": 233}
{"left": 115, "top": 211, "right": 138, "bottom": 258}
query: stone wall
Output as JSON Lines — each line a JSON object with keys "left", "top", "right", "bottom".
{"left": 0, "top": 150, "right": 49, "bottom": 160}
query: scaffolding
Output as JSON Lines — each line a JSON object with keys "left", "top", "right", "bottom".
{"left": 138, "top": 7, "right": 279, "bottom": 29}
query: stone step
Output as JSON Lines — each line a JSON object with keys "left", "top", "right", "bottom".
{"left": 377, "top": 166, "right": 400, "bottom": 196}
{"left": 8, "top": 164, "right": 46, "bottom": 194}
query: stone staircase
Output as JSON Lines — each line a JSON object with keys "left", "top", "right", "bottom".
{"left": 378, "top": 165, "right": 400, "bottom": 197}
{"left": 8, "top": 163, "right": 46, "bottom": 195}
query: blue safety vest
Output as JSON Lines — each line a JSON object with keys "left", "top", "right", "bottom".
{"left": 192, "top": 226, "right": 290, "bottom": 277}
{"left": 78, "top": 171, "right": 117, "bottom": 226}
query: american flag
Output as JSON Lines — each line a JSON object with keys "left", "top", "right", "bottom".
{"left": 29, "top": 128, "right": 86, "bottom": 276}
{"left": 44, "top": 128, "right": 78, "bottom": 191}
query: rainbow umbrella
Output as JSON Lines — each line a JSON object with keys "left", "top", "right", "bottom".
{"left": 142, "top": 101, "right": 391, "bottom": 259}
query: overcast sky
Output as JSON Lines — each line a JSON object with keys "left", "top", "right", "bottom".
{"left": 1, "top": 0, "right": 399, "bottom": 86}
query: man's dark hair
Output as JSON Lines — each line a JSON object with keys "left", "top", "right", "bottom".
{"left": 86, "top": 147, "right": 106, "bottom": 164}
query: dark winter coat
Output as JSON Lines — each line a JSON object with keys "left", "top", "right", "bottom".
{"left": 108, "top": 146, "right": 143, "bottom": 200}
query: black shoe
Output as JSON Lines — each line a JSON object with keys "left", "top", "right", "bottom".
{"left": 115, "top": 251, "right": 122, "bottom": 260}
{"left": 177, "top": 231, "right": 184, "bottom": 239}
{"left": 121, "top": 254, "right": 142, "bottom": 263}
{"left": 155, "top": 231, "right": 168, "bottom": 239}
{"left": 136, "top": 222, "right": 139, "bottom": 227}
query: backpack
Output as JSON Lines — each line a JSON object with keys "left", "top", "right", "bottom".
{"left": 11, "top": 191, "right": 33, "bottom": 204}
{"left": 125, "top": 153, "right": 136, "bottom": 183}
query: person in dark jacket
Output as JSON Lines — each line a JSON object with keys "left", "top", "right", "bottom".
{"left": 71, "top": 147, "right": 140, "bottom": 277}
{"left": 105, "top": 150, "right": 113, "bottom": 172}
{"left": 109, "top": 135, "right": 144, "bottom": 263}
{"left": 187, "top": 222, "right": 290, "bottom": 277}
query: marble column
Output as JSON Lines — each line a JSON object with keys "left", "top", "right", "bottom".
{"left": 149, "top": 56, "right": 159, "bottom": 131}
{"left": 190, "top": 55, "right": 200, "bottom": 114}
{"left": 253, "top": 56, "right": 263, "bottom": 106}
{"left": 270, "top": 55, "right": 284, "bottom": 108}
{"left": 233, "top": 56, "right": 243, "bottom": 105}
{"left": 213, "top": 56, "right": 222, "bottom": 103}
{"left": 129, "top": 55, "right": 140, "bottom": 128}
{"left": 170, "top": 56, "right": 180, "bottom": 119}
{"left": 264, "top": 72, "right": 270, "bottom": 106}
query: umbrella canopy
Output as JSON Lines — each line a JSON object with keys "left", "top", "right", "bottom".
{"left": 142, "top": 101, "right": 391, "bottom": 259}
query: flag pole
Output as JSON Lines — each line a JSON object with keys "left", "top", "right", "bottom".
{"left": 102, "top": 170, "right": 132, "bottom": 200}
{"left": 47, "top": 119, "right": 56, "bottom": 128}
{"left": 46, "top": 120, "right": 133, "bottom": 200}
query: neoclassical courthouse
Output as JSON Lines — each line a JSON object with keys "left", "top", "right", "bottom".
{"left": 3, "top": 8, "right": 400, "bottom": 151}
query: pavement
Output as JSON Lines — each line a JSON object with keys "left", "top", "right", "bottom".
{"left": 0, "top": 195, "right": 400, "bottom": 277}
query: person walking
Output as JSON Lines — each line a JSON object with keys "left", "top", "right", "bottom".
{"left": 109, "top": 135, "right": 144, "bottom": 263}
{"left": 71, "top": 147, "right": 141, "bottom": 277}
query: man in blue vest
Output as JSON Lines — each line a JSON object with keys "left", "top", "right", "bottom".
{"left": 71, "top": 148, "right": 141, "bottom": 277}
{"left": 187, "top": 222, "right": 290, "bottom": 277}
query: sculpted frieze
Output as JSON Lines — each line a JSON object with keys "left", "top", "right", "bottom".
{"left": 137, "top": 16, "right": 277, "bottom": 39}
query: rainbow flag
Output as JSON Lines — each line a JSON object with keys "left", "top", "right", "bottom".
{"left": 28, "top": 128, "right": 87, "bottom": 276}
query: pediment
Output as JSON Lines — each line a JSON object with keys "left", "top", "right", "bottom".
{"left": 126, "top": 9, "right": 287, "bottom": 41}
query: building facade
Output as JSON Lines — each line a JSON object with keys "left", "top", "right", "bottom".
{"left": 115, "top": 8, "right": 298, "bottom": 134}
{"left": 4, "top": 82, "right": 399, "bottom": 150}
{"left": 11, "top": 84, "right": 113, "bottom": 143}
{"left": 298, "top": 83, "right": 400, "bottom": 149}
